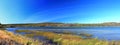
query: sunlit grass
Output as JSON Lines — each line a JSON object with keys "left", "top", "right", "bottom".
{"left": 3, "top": 30, "right": 42, "bottom": 45}
{"left": 15, "top": 30, "right": 120, "bottom": 45}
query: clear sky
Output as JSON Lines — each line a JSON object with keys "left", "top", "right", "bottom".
{"left": 0, "top": 0, "right": 120, "bottom": 24}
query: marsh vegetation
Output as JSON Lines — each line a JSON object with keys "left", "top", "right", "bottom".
{"left": 15, "top": 30, "right": 120, "bottom": 45}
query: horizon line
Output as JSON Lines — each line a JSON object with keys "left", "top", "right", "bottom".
{"left": 2, "top": 22, "right": 120, "bottom": 24}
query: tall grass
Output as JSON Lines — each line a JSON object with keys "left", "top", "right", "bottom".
{"left": 16, "top": 30, "right": 120, "bottom": 45}
{"left": 2, "top": 30, "right": 42, "bottom": 45}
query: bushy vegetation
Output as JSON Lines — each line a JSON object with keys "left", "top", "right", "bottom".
{"left": 15, "top": 30, "right": 120, "bottom": 45}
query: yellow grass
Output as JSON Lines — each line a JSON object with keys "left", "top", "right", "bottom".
{"left": 16, "top": 30, "right": 120, "bottom": 45}
{"left": 0, "top": 30, "right": 42, "bottom": 45}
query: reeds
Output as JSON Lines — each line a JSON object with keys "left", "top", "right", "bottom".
{"left": 15, "top": 30, "right": 120, "bottom": 45}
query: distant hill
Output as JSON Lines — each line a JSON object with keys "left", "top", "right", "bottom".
{"left": 3, "top": 22, "right": 120, "bottom": 28}
{"left": 102, "top": 22, "right": 120, "bottom": 24}
{"left": 102, "top": 22, "right": 120, "bottom": 26}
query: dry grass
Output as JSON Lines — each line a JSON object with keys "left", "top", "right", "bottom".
{"left": 0, "top": 30, "right": 42, "bottom": 45}
{"left": 16, "top": 30, "right": 120, "bottom": 45}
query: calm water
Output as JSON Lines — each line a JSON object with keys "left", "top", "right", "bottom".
{"left": 6, "top": 26, "right": 120, "bottom": 41}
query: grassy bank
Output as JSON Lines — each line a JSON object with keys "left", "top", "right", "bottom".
{"left": 15, "top": 30, "right": 120, "bottom": 45}
{"left": 0, "top": 30, "right": 42, "bottom": 45}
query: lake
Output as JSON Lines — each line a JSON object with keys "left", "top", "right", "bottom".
{"left": 6, "top": 26, "right": 120, "bottom": 41}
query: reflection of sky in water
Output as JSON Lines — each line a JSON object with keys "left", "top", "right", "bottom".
{"left": 83, "top": 30, "right": 120, "bottom": 41}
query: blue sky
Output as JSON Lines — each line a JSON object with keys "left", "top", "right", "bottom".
{"left": 0, "top": 0, "right": 120, "bottom": 24}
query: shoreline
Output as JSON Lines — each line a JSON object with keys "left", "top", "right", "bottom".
{"left": 1, "top": 29, "right": 120, "bottom": 45}
{"left": 15, "top": 30, "right": 120, "bottom": 45}
{"left": 0, "top": 30, "right": 42, "bottom": 45}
